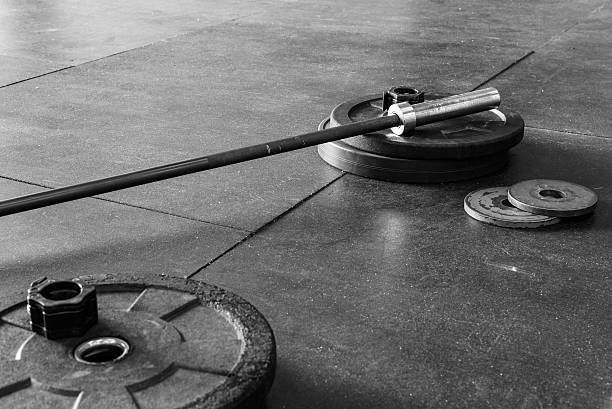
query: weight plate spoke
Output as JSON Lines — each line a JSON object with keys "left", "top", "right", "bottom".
{"left": 0, "top": 323, "right": 35, "bottom": 361}
{"left": 173, "top": 340, "right": 240, "bottom": 374}
{"left": 1, "top": 305, "right": 31, "bottom": 330}
{"left": 76, "top": 390, "right": 139, "bottom": 409}
{"left": 125, "top": 288, "right": 199, "bottom": 320}
{"left": 130, "top": 368, "right": 227, "bottom": 409}
{"left": 97, "top": 291, "right": 144, "bottom": 311}
{"left": 0, "top": 359, "right": 30, "bottom": 398}
{"left": 0, "top": 383, "right": 79, "bottom": 408}
{"left": 0, "top": 275, "right": 275, "bottom": 409}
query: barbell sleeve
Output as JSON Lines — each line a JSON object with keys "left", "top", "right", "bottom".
{"left": 387, "top": 87, "right": 500, "bottom": 135}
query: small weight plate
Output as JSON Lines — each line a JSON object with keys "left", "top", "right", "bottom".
{"left": 508, "top": 179, "right": 598, "bottom": 217}
{"left": 0, "top": 274, "right": 275, "bottom": 409}
{"left": 464, "top": 186, "right": 561, "bottom": 228}
{"left": 317, "top": 117, "right": 508, "bottom": 183}
{"left": 331, "top": 93, "right": 524, "bottom": 159}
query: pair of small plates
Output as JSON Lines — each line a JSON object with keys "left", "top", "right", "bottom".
{"left": 464, "top": 179, "right": 598, "bottom": 228}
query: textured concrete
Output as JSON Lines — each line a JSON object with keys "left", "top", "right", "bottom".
{"left": 488, "top": 3, "right": 612, "bottom": 136}
{"left": 0, "top": 0, "right": 610, "bottom": 408}
{"left": 244, "top": 0, "right": 608, "bottom": 48}
{"left": 0, "top": 56, "right": 64, "bottom": 89}
{"left": 0, "top": 178, "right": 247, "bottom": 295}
{"left": 0, "top": 0, "right": 278, "bottom": 86}
{"left": 0, "top": 0, "right": 275, "bottom": 85}
{"left": 195, "top": 129, "right": 611, "bottom": 409}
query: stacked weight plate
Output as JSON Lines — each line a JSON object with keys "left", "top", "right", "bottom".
{"left": 318, "top": 92, "right": 525, "bottom": 183}
{"left": 464, "top": 179, "right": 598, "bottom": 228}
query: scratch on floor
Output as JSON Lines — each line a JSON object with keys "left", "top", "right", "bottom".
{"left": 483, "top": 261, "right": 537, "bottom": 280}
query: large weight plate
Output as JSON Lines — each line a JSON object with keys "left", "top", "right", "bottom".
{"left": 508, "top": 179, "right": 598, "bottom": 217}
{"left": 464, "top": 186, "right": 561, "bottom": 228}
{"left": 331, "top": 93, "right": 524, "bottom": 159}
{"left": 317, "top": 118, "right": 508, "bottom": 183}
{"left": 0, "top": 274, "right": 276, "bottom": 409}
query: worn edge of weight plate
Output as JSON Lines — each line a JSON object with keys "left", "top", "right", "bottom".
{"left": 463, "top": 188, "right": 562, "bottom": 229}
{"left": 330, "top": 94, "right": 525, "bottom": 159}
{"left": 0, "top": 273, "right": 276, "bottom": 409}
{"left": 507, "top": 180, "right": 599, "bottom": 218}
{"left": 317, "top": 118, "right": 508, "bottom": 183}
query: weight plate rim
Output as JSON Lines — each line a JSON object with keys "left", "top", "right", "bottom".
{"left": 330, "top": 93, "right": 524, "bottom": 159}
{"left": 317, "top": 117, "right": 508, "bottom": 183}
{"left": 0, "top": 273, "right": 276, "bottom": 409}
{"left": 507, "top": 179, "right": 598, "bottom": 217}
{"left": 464, "top": 186, "right": 561, "bottom": 228}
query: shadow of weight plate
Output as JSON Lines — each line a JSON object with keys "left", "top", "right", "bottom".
{"left": 331, "top": 93, "right": 524, "bottom": 159}
{"left": 0, "top": 274, "right": 275, "bottom": 409}
{"left": 317, "top": 117, "right": 508, "bottom": 183}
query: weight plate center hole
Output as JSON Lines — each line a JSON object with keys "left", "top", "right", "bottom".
{"left": 501, "top": 198, "right": 515, "bottom": 208}
{"left": 40, "top": 281, "right": 82, "bottom": 301}
{"left": 74, "top": 337, "right": 130, "bottom": 365}
{"left": 538, "top": 189, "right": 565, "bottom": 200}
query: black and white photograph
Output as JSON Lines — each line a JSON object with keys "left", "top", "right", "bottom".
{"left": 0, "top": 1, "right": 609, "bottom": 408}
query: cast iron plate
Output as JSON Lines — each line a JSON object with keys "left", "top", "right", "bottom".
{"left": 0, "top": 274, "right": 276, "bottom": 409}
{"left": 317, "top": 118, "right": 508, "bottom": 183}
{"left": 332, "top": 93, "right": 524, "bottom": 159}
{"left": 508, "top": 179, "right": 598, "bottom": 217}
{"left": 464, "top": 186, "right": 561, "bottom": 228}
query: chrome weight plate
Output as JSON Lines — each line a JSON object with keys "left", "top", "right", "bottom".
{"left": 0, "top": 274, "right": 276, "bottom": 409}
{"left": 331, "top": 93, "right": 524, "bottom": 159}
{"left": 317, "top": 118, "right": 508, "bottom": 183}
{"left": 464, "top": 186, "right": 561, "bottom": 228}
{"left": 508, "top": 179, "right": 598, "bottom": 217}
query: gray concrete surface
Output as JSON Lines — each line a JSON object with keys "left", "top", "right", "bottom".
{"left": 195, "top": 128, "right": 611, "bottom": 409}
{"left": 489, "top": 2, "right": 612, "bottom": 136}
{"left": 0, "top": 179, "right": 248, "bottom": 286}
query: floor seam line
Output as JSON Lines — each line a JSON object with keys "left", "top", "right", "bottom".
{"left": 0, "top": 174, "right": 52, "bottom": 189}
{"left": 471, "top": 1, "right": 608, "bottom": 92}
{"left": 44, "top": 11, "right": 263, "bottom": 73}
{"left": 533, "top": 2, "right": 607, "bottom": 52}
{"left": 525, "top": 126, "right": 611, "bottom": 139}
{"left": 0, "top": 66, "right": 74, "bottom": 89}
{"left": 0, "top": 174, "right": 250, "bottom": 232}
{"left": 471, "top": 51, "right": 535, "bottom": 91}
{"left": 186, "top": 172, "right": 346, "bottom": 278}
{"left": 89, "top": 197, "right": 251, "bottom": 232}
{"left": 534, "top": 22, "right": 581, "bottom": 51}
{"left": 0, "top": 11, "right": 262, "bottom": 89}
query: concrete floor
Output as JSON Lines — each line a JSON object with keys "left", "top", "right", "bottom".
{"left": 0, "top": 1, "right": 610, "bottom": 408}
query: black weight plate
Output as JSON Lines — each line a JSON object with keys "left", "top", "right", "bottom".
{"left": 0, "top": 274, "right": 276, "bottom": 409}
{"left": 317, "top": 118, "right": 508, "bottom": 183}
{"left": 331, "top": 93, "right": 524, "bottom": 159}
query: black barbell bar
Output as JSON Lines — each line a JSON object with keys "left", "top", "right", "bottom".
{"left": 0, "top": 88, "right": 500, "bottom": 217}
